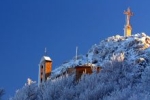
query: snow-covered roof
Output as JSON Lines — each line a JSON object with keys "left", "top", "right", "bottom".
{"left": 75, "top": 63, "right": 97, "bottom": 67}
{"left": 40, "top": 56, "right": 52, "bottom": 63}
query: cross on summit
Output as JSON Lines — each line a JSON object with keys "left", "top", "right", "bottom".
{"left": 124, "top": 7, "right": 133, "bottom": 37}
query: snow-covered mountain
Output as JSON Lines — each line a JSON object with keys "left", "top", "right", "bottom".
{"left": 10, "top": 33, "right": 150, "bottom": 100}
{"left": 51, "top": 33, "right": 150, "bottom": 78}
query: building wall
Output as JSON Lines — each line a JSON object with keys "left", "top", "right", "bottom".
{"left": 76, "top": 67, "right": 91, "bottom": 81}
{"left": 45, "top": 61, "right": 52, "bottom": 74}
{"left": 75, "top": 66, "right": 101, "bottom": 81}
{"left": 45, "top": 61, "right": 52, "bottom": 80}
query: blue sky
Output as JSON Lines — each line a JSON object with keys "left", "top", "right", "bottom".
{"left": 0, "top": 0, "right": 150, "bottom": 99}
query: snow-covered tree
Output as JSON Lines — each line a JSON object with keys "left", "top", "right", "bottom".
{"left": 10, "top": 79, "right": 38, "bottom": 100}
{"left": 0, "top": 88, "right": 4, "bottom": 100}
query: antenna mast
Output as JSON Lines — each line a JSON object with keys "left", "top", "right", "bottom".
{"left": 44, "top": 47, "right": 47, "bottom": 56}
{"left": 76, "top": 46, "right": 78, "bottom": 61}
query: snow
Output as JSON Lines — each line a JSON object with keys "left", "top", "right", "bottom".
{"left": 40, "top": 56, "right": 52, "bottom": 63}
{"left": 49, "top": 33, "right": 150, "bottom": 79}
{"left": 10, "top": 33, "right": 150, "bottom": 100}
{"left": 25, "top": 78, "right": 36, "bottom": 86}
{"left": 51, "top": 55, "right": 88, "bottom": 78}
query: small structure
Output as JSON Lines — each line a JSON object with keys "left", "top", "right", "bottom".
{"left": 53, "top": 64, "right": 101, "bottom": 81}
{"left": 124, "top": 7, "right": 133, "bottom": 37}
{"left": 38, "top": 56, "right": 52, "bottom": 86}
{"left": 75, "top": 65, "right": 101, "bottom": 81}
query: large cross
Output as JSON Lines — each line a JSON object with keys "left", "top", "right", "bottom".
{"left": 124, "top": 8, "right": 133, "bottom": 25}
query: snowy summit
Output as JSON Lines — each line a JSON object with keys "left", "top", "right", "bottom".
{"left": 51, "top": 33, "right": 150, "bottom": 78}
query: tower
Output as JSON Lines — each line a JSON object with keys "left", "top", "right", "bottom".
{"left": 124, "top": 7, "right": 133, "bottom": 37}
{"left": 38, "top": 54, "right": 52, "bottom": 86}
